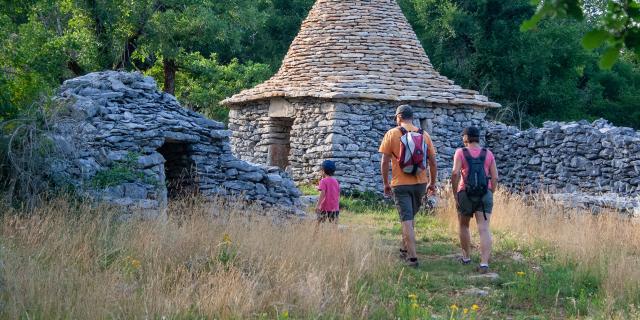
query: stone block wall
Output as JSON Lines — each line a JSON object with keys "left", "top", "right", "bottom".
{"left": 486, "top": 119, "right": 640, "bottom": 196}
{"left": 50, "top": 71, "right": 301, "bottom": 217}
{"left": 229, "top": 98, "right": 487, "bottom": 192}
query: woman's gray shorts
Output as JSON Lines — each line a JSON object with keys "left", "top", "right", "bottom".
{"left": 456, "top": 190, "right": 493, "bottom": 217}
{"left": 392, "top": 184, "right": 427, "bottom": 222}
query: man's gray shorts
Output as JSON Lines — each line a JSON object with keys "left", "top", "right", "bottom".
{"left": 392, "top": 184, "right": 427, "bottom": 222}
{"left": 456, "top": 190, "right": 494, "bottom": 217}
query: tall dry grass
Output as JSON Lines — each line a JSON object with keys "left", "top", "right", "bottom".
{"left": 437, "top": 189, "right": 640, "bottom": 308}
{"left": 0, "top": 197, "right": 391, "bottom": 319}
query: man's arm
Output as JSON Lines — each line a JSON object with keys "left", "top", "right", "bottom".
{"left": 427, "top": 156, "right": 437, "bottom": 194}
{"left": 426, "top": 134, "right": 438, "bottom": 193}
{"left": 381, "top": 153, "right": 392, "bottom": 196}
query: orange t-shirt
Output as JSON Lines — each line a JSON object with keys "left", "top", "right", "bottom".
{"left": 378, "top": 125, "right": 437, "bottom": 187}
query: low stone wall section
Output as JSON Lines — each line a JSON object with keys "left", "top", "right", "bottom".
{"left": 486, "top": 119, "right": 640, "bottom": 196}
{"left": 50, "top": 71, "right": 300, "bottom": 217}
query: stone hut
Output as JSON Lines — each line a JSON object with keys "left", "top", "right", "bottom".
{"left": 51, "top": 71, "right": 300, "bottom": 217}
{"left": 223, "top": 0, "right": 500, "bottom": 192}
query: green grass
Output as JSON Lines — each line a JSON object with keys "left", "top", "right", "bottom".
{"left": 339, "top": 209, "right": 610, "bottom": 319}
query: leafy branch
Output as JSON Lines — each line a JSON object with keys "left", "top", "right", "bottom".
{"left": 522, "top": 0, "right": 640, "bottom": 69}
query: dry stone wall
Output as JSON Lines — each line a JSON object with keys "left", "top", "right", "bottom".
{"left": 229, "top": 98, "right": 487, "bottom": 192}
{"left": 486, "top": 119, "right": 640, "bottom": 197}
{"left": 50, "top": 71, "right": 301, "bottom": 217}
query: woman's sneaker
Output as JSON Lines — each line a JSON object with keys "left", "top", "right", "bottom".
{"left": 458, "top": 257, "right": 472, "bottom": 265}
{"left": 406, "top": 257, "right": 419, "bottom": 268}
{"left": 476, "top": 264, "right": 490, "bottom": 274}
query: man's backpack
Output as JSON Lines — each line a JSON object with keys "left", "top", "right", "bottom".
{"left": 397, "top": 127, "right": 428, "bottom": 175}
{"left": 462, "top": 148, "right": 489, "bottom": 199}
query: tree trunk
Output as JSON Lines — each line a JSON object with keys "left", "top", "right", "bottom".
{"left": 67, "top": 60, "right": 85, "bottom": 76}
{"left": 163, "top": 59, "right": 177, "bottom": 95}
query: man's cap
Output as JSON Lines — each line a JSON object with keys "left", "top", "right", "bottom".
{"left": 321, "top": 160, "right": 336, "bottom": 172}
{"left": 463, "top": 126, "right": 481, "bottom": 137}
{"left": 395, "top": 104, "right": 414, "bottom": 118}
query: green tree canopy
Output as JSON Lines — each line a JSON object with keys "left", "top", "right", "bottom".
{"left": 1, "top": 0, "right": 639, "bottom": 128}
{"left": 401, "top": 0, "right": 640, "bottom": 128}
{"left": 522, "top": 0, "right": 640, "bottom": 69}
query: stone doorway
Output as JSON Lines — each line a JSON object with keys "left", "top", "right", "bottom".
{"left": 158, "top": 141, "right": 198, "bottom": 198}
{"left": 267, "top": 117, "right": 294, "bottom": 169}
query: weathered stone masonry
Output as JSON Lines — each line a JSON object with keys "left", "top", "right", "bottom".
{"left": 229, "top": 98, "right": 487, "bottom": 192}
{"left": 486, "top": 119, "right": 640, "bottom": 197}
{"left": 51, "top": 71, "right": 300, "bottom": 217}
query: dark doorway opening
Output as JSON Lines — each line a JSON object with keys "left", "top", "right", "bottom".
{"left": 158, "top": 141, "right": 198, "bottom": 199}
{"left": 267, "top": 117, "right": 294, "bottom": 169}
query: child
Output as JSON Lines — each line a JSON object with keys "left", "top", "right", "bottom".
{"left": 316, "top": 160, "right": 340, "bottom": 224}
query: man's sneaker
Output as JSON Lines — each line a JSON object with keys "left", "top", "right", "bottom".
{"left": 459, "top": 257, "right": 472, "bottom": 265}
{"left": 406, "top": 257, "right": 419, "bottom": 268}
{"left": 476, "top": 265, "right": 490, "bottom": 274}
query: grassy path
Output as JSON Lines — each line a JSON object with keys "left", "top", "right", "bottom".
{"left": 337, "top": 198, "right": 601, "bottom": 319}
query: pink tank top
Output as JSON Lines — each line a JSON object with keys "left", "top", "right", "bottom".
{"left": 455, "top": 147, "right": 495, "bottom": 193}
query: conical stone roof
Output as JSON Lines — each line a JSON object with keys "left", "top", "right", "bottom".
{"left": 222, "top": 0, "right": 499, "bottom": 108}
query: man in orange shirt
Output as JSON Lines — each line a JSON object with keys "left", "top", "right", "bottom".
{"left": 379, "top": 105, "right": 438, "bottom": 267}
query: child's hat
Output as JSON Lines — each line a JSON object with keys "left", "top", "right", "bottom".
{"left": 321, "top": 160, "right": 336, "bottom": 171}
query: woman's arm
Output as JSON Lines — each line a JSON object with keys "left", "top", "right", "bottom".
{"left": 489, "top": 160, "right": 499, "bottom": 192}
{"left": 450, "top": 151, "right": 462, "bottom": 195}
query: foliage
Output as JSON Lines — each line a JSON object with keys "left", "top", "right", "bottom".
{"left": 145, "top": 53, "right": 272, "bottom": 121}
{"left": 401, "top": 0, "right": 640, "bottom": 128}
{"left": 0, "top": 98, "right": 68, "bottom": 207}
{"left": 522, "top": 0, "right": 640, "bottom": 69}
{"left": 0, "top": 0, "right": 276, "bottom": 120}
{"left": 91, "top": 152, "right": 145, "bottom": 188}
{"left": 1, "top": 0, "right": 640, "bottom": 129}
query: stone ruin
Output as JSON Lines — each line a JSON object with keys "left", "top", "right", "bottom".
{"left": 223, "top": 0, "right": 499, "bottom": 192}
{"left": 50, "top": 71, "right": 301, "bottom": 217}
{"left": 41, "top": 0, "right": 638, "bottom": 215}
{"left": 222, "top": 0, "right": 638, "bottom": 213}
{"left": 487, "top": 120, "right": 640, "bottom": 212}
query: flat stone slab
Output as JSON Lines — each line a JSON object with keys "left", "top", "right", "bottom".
{"left": 469, "top": 273, "right": 500, "bottom": 281}
{"left": 462, "top": 287, "right": 490, "bottom": 297}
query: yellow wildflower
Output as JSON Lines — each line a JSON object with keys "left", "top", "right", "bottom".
{"left": 471, "top": 304, "right": 480, "bottom": 311}
{"left": 516, "top": 271, "right": 526, "bottom": 277}
{"left": 281, "top": 310, "right": 289, "bottom": 319}
{"left": 463, "top": 308, "right": 469, "bottom": 314}
{"left": 450, "top": 304, "right": 458, "bottom": 311}
{"left": 408, "top": 293, "right": 417, "bottom": 300}
{"left": 411, "top": 303, "right": 419, "bottom": 309}
{"left": 222, "top": 233, "right": 232, "bottom": 245}
{"left": 131, "top": 259, "right": 141, "bottom": 269}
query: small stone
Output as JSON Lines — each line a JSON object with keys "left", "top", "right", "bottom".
{"left": 469, "top": 273, "right": 500, "bottom": 281}
{"left": 137, "top": 153, "right": 165, "bottom": 168}
{"left": 462, "top": 287, "right": 490, "bottom": 297}
{"left": 123, "top": 183, "right": 148, "bottom": 199}
{"left": 239, "top": 171, "right": 264, "bottom": 182}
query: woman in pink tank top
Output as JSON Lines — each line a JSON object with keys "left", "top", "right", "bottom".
{"left": 450, "top": 127, "right": 499, "bottom": 274}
